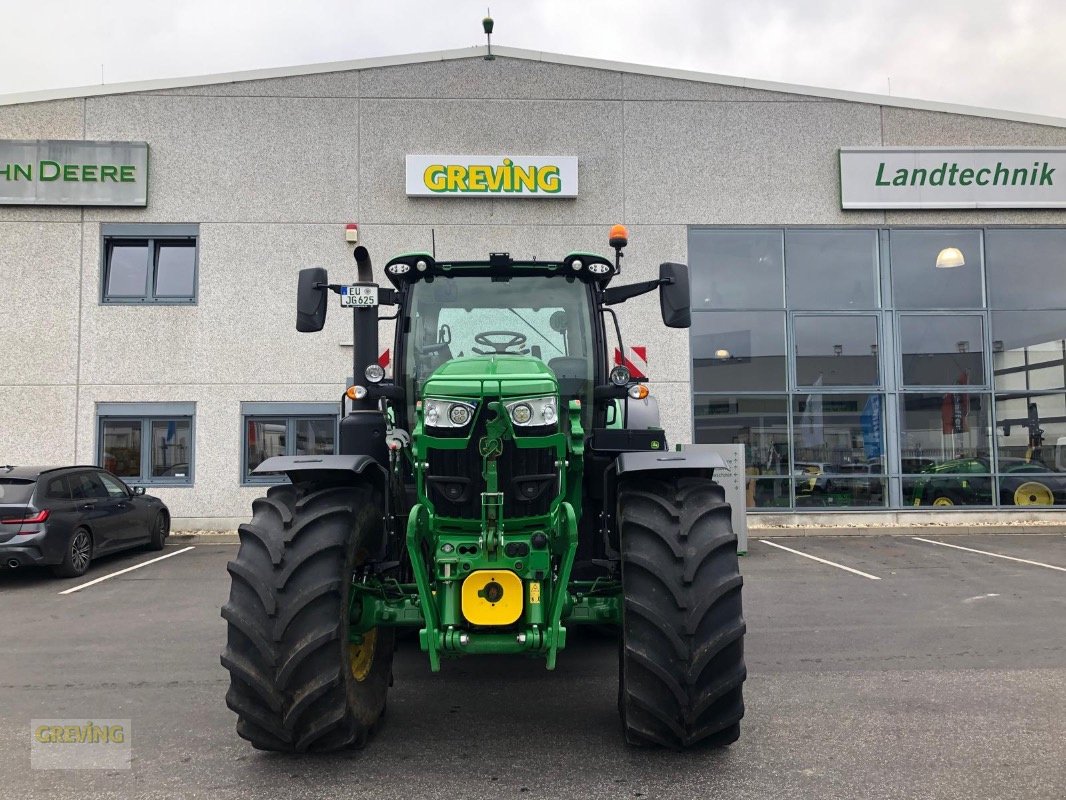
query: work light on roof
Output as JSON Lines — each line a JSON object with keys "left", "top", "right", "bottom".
{"left": 587, "top": 262, "right": 611, "bottom": 275}
{"left": 388, "top": 262, "right": 410, "bottom": 274}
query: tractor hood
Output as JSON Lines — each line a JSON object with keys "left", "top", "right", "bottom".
{"left": 423, "top": 355, "right": 558, "bottom": 399}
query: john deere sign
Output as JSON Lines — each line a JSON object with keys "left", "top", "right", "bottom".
{"left": 840, "top": 147, "right": 1066, "bottom": 210}
{"left": 406, "top": 155, "right": 578, "bottom": 197}
{"left": 0, "top": 139, "right": 148, "bottom": 206}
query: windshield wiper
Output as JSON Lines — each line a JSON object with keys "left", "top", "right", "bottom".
{"left": 508, "top": 309, "right": 564, "bottom": 355}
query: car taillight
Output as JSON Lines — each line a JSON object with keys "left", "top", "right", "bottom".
{"left": 1, "top": 509, "right": 49, "bottom": 524}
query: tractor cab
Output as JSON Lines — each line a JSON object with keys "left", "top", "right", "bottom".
{"left": 391, "top": 255, "right": 600, "bottom": 430}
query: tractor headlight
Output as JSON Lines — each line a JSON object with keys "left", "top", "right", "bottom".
{"left": 423, "top": 398, "right": 476, "bottom": 429}
{"left": 364, "top": 364, "right": 385, "bottom": 383}
{"left": 609, "top": 365, "right": 631, "bottom": 386}
{"left": 448, "top": 404, "right": 471, "bottom": 426}
{"left": 506, "top": 396, "right": 558, "bottom": 427}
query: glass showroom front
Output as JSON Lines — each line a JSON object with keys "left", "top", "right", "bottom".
{"left": 688, "top": 227, "right": 1066, "bottom": 511}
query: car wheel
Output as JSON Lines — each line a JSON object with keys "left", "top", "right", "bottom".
{"left": 52, "top": 528, "right": 93, "bottom": 578}
{"left": 148, "top": 512, "right": 169, "bottom": 551}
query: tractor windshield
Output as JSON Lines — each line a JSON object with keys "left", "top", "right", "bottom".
{"left": 403, "top": 275, "right": 596, "bottom": 419}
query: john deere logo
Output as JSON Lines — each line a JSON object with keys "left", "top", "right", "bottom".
{"left": 406, "top": 155, "right": 578, "bottom": 198}
{"left": 479, "top": 437, "right": 504, "bottom": 459}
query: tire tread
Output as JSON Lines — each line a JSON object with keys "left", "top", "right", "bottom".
{"left": 618, "top": 476, "right": 747, "bottom": 749}
{"left": 220, "top": 481, "right": 392, "bottom": 752}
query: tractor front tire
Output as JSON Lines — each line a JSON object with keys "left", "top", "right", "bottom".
{"left": 617, "top": 476, "right": 746, "bottom": 749}
{"left": 221, "top": 480, "right": 394, "bottom": 752}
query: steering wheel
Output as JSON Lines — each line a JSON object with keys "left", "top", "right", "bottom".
{"left": 472, "top": 330, "right": 529, "bottom": 355}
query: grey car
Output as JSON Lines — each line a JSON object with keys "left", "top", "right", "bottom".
{"left": 0, "top": 465, "right": 170, "bottom": 578}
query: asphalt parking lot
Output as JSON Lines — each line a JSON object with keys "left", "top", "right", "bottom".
{"left": 0, "top": 533, "right": 1063, "bottom": 800}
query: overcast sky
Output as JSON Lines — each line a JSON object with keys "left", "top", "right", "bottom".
{"left": 2, "top": 0, "right": 1065, "bottom": 118}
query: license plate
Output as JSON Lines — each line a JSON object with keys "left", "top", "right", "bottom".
{"left": 340, "top": 285, "right": 378, "bottom": 308}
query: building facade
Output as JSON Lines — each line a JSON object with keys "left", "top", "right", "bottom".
{"left": 3, "top": 46, "right": 1066, "bottom": 527}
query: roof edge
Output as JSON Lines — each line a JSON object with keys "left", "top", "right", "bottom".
{"left": 1, "top": 44, "right": 1064, "bottom": 129}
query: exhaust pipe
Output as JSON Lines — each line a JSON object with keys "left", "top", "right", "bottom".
{"left": 350, "top": 246, "right": 380, "bottom": 411}
{"left": 6, "top": 559, "right": 19, "bottom": 569}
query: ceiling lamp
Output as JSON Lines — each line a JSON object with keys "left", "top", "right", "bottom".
{"left": 936, "top": 247, "right": 965, "bottom": 269}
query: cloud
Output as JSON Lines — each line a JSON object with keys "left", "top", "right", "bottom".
{"left": 2, "top": 0, "right": 1064, "bottom": 118}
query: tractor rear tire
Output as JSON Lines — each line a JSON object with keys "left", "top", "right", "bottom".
{"left": 617, "top": 476, "right": 746, "bottom": 749}
{"left": 221, "top": 480, "right": 394, "bottom": 752}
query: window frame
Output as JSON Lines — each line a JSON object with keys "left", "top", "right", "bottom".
{"left": 96, "top": 402, "right": 196, "bottom": 487}
{"left": 240, "top": 402, "right": 340, "bottom": 486}
{"left": 100, "top": 223, "right": 199, "bottom": 305}
{"left": 790, "top": 311, "right": 884, "bottom": 390}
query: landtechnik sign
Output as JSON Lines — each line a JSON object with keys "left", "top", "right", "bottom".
{"left": 0, "top": 139, "right": 148, "bottom": 206}
{"left": 406, "top": 155, "right": 578, "bottom": 197}
{"left": 840, "top": 147, "right": 1066, "bottom": 209}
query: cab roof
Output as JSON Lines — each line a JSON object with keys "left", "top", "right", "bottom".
{"left": 382, "top": 251, "right": 616, "bottom": 289}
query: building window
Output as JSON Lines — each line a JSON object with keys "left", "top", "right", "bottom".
{"left": 97, "top": 402, "right": 195, "bottom": 485}
{"left": 241, "top": 402, "right": 339, "bottom": 484}
{"left": 689, "top": 225, "right": 1066, "bottom": 511}
{"left": 101, "top": 224, "right": 198, "bottom": 303}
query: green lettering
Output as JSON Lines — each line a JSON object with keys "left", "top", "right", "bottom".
{"left": 1040, "top": 163, "right": 1055, "bottom": 185}
{"left": 958, "top": 167, "right": 974, "bottom": 186}
{"left": 1012, "top": 168, "right": 1027, "bottom": 186}
{"left": 81, "top": 164, "right": 98, "bottom": 181}
{"left": 874, "top": 162, "right": 890, "bottom": 186}
{"left": 929, "top": 163, "right": 947, "bottom": 186}
{"left": 891, "top": 169, "right": 908, "bottom": 187}
{"left": 947, "top": 163, "right": 960, "bottom": 185}
{"left": 119, "top": 165, "right": 135, "bottom": 182}
{"left": 39, "top": 160, "right": 60, "bottom": 181}
{"left": 14, "top": 163, "right": 31, "bottom": 181}
{"left": 975, "top": 168, "right": 991, "bottom": 186}
{"left": 100, "top": 165, "right": 118, "bottom": 181}
{"left": 909, "top": 167, "right": 927, "bottom": 186}
{"left": 62, "top": 164, "right": 78, "bottom": 181}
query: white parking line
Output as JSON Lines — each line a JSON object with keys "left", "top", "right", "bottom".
{"left": 759, "top": 539, "right": 882, "bottom": 580}
{"left": 58, "top": 546, "right": 196, "bottom": 595}
{"left": 912, "top": 537, "right": 1066, "bottom": 573}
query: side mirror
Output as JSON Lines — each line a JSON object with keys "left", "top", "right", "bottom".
{"left": 132, "top": 486, "right": 146, "bottom": 496}
{"left": 659, "top": 262, "right": 691, "bottom": 328}
{"left": 297, "top": 267, "right": 329, "bottom": 332}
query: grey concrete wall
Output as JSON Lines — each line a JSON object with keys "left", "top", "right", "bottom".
{"left": 3, "top": 57, "right": 1066, "bottom": 525}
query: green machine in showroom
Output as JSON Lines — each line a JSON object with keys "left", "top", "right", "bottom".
{"left": 220, "top": 227, "right": 746, "bottom": 752}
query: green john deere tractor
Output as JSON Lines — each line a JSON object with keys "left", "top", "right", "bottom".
{"left": 220, "top": 228, "right": 746, "bottom": 751}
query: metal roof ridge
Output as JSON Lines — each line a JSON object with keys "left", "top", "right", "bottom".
{"left": 1, "top": 43, "right": 1064, "bottom": 129}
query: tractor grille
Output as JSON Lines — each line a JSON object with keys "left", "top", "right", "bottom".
{"left": 426, "top": 414, "right": 558, "bottom": 520}
{"left": 498, "top": 437, "right": 558, "bottom": 518}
